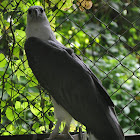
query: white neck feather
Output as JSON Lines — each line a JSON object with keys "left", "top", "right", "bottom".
{"left": 26, "top": 20, "right": 56, "bottom": 43}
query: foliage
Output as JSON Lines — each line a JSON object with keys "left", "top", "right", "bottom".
{"left": 0, "top": 0, "right": 140, "bottom": 136}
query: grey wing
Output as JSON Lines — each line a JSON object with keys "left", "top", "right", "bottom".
{"left": 48, "top": 40, "right": 114, "bottom": 107}
{"left": 25, "top": 37, "right": 124, "bottom": 140}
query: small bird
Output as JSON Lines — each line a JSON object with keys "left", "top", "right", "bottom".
{"left": 25, "top": 6, "right": 125, "bottom": 140}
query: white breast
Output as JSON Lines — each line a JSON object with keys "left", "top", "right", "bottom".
{"left": 26, "top": 22, "right": 55, "bottom": 43}
{"left": 52, "top": 97, "right": 72, "bottom": 124}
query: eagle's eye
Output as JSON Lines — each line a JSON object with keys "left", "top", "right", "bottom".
{"left": 28, "top": 9, "right": 32, "bottom": 14}
{"left": 40, "top": 8, "right": 44, "bottom": 13}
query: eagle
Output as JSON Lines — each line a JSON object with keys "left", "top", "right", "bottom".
{"left": 25, "top": 6, "right": 125, "bottom": 140}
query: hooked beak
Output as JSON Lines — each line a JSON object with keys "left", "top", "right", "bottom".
{"left": 28, "top": 8, "right": 39, "bottom": 18}
{"left": 34, "top": 8, "right": 38, "bottom": 16}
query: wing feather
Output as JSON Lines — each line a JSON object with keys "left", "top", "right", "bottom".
{"left": 48, "top": 40, "right": 114, "bottom": 107}
{"left": 25, "top": 37, "right": 124, "bottom": 140}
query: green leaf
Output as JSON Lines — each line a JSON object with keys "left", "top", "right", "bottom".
{"left": 15, "top": 29, "right": 26, "bottom": 38}
{"left": 6, "top": 124, "right": 15, "bottom": 132}
{"left": 0, "top": 53, "right": 7, "bottom": 67}
{"left": 15, "top": 101, "right": 21, "bottom": 109}
{"left": 111, "top": 21, "right": 118, "bottom": 28}
{"left": 28, "top": 76, "right": 38, "bottom": 87}
{"left": 30, "top": 104, "right": 41, "bottom": 116}
{"left": 6, "top": 107, "right": 18, "bottom": 121}
{"left": 22, "top": 102, "right": 28, "bottom": 109}
{"left": 13, "top": 46, "right": 20, "bottom": 58}
{"left": 11, "top": 60, "right": 25, "bottom": 79}
{"left": 19, "top": 128, "right": 27, "bottom": 134}
{"left": 58, "top": 0, "right": 73, "bottom": 11}
{"left": 2, "top": 132, "right": 11, "bottom": 136}
{"left": 32, "top": 122, "right": 39, "bottom": 129}
{"left": 1, "top": 101, "right": 6, "bottom": 108}
{"left": 5, "top": 82, "right": 19, "bottom": 99}
{"left": 129, "top": 28, "right": 136, "bottom": 34}
{"left": 23, "top": 55, "right": 29, "bottom": 69}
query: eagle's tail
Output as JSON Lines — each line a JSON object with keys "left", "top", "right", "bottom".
{"left": 87, "top": 107, "right": 125, "bottom": 140}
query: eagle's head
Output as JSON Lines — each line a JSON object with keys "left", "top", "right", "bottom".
{"left": 27, "top": 6, "right": 48, "bottom": 23}
{"left": 26, "top": 6, "right": 55, "bottom": 42}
